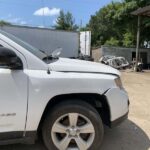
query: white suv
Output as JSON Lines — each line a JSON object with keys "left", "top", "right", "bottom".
{"left": 0, "top": 30, "right": 129, "bottom": 150}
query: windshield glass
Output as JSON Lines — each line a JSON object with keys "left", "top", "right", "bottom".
{"left": 0, "top": 30, "right": 47, "bottom": 60}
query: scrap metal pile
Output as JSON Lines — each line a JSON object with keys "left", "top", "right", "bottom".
{"left": 99, "top": 55, "right": 129, "bottom": 69}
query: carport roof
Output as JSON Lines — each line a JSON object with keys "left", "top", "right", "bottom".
{"left": 131, "top": 5, "right": 150, "bottom": 71}
{"left": 131, "top": 5, "right": 150, "bottom": 16}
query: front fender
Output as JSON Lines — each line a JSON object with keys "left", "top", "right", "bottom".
{"left": 104, "top": 88, "right": 129, "bottom": 122}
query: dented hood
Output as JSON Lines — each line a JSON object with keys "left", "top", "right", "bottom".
{"left": 49, "top": 58, "right": 120, "bottom": 76}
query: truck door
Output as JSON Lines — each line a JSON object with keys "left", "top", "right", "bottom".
{"left": 0, "top": 41, "right": 28, "bottom": 140}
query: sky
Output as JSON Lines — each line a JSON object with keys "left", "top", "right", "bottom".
{"left": 0, "top": 0, "right": 120, "bottom": 28}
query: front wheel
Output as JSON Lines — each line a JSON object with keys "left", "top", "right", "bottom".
{"left": 42, "top": 100, "right": 104, "bottom": 150}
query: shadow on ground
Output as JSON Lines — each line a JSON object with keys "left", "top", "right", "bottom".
{"left": 0, "top": 120, "right": 149, "bottom": 150}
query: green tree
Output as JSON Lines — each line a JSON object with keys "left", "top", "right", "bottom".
{"left": 0, "top": 20, "right": 11, "bottom": 26}
{"left": 123, "top": 32, "right": 134, "bottom": 47}
{"left": 55, "top": 11, "right": 78, "bottom": 31}
{"left": 87, "top": 0, "right": 150, "bottom": 47}
{"left": 105, "top": 37, "right": 119, "bottom": 46}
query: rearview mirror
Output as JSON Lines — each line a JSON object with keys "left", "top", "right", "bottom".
{"left": 0, "top": 47, "right": 23, "bottom": 70}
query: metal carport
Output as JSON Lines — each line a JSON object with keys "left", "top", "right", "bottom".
{"left": 131, "top": 5, "right": 150, "bottom": 71}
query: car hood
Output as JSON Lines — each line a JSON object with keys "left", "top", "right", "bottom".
{"left": 49, "top": 58, "right": 120, "bottom": 76}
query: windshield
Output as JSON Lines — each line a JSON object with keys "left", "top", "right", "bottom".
{"left": 0, "top": 30, "right": 47, "bottom": 61}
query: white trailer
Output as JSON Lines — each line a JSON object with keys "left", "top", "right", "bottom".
{"left": 0, "top": 25, "right": 79, "bottom": 58}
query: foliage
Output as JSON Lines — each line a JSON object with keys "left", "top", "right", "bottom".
{"left": 80, "top": 27, "right": 88, "bottom": 31}
{"left": 87, "top": 0, "right": 150, "bottom": 47}
{"left": 105, "top": 37, "right": 119, "bottom": 46}
{"left": 123, "top": 31, "right": 134, "bottom": 47}
{"left": 0, "top": 20, "right": 11, "bottom": 26}
{"left": 55, "top": 11, "right": 78, "bottom": 31}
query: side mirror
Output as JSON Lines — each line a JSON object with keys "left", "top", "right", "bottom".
{"left": 0, "top": 47, "right": 23, "bottom": 70}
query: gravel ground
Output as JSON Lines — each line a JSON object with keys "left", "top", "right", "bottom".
{"left": 0, "top": 71, "right": 150, "bottom": 150}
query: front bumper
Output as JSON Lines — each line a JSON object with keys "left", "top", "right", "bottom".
{"left": 104, "top": 88, "right": 129, "bottom": 127}
{"left": 110, "top": 112, "right": 128, "bottom": 128}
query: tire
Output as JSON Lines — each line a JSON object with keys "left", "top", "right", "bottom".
{"left": 42, "top": 100, "right": 104, "bottom": 150}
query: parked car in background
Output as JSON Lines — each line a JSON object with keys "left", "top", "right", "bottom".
{"left": 99, "top": 55, "right": 116, "bottom": 64}
{"left": 0, "top": 30, "right": 129, "bottom": 150}
{"left": 100, "top": 55, "right": 129, "bottom": 69}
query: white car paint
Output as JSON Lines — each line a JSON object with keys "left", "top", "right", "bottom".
{"left": 50, "top": 58, "right": 121, "bottom": 75}
{"left": 0, "top": 69, "right": 28, "bottom": 132}
{"left": 105, "top": 88, "right": 129, "bottom": 121}
{"left": 25, "top": 70, "right": 117, "bottom": 131}
{"left": 0, "top": 30, "right": 129, "bottom": 139}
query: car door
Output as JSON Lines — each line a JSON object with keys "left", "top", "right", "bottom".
{"left": 0, "top": 40, "right": 28, "bottom": 140}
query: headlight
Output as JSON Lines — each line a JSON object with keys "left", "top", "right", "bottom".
{"left": 115, "top": 77, "right": 123, "bottom": 89}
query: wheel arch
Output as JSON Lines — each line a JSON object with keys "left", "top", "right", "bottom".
{"left": 38, "top": 93, "right": 111, "bottom": 133}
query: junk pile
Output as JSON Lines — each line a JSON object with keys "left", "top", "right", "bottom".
{"left": 99, "top": 55, "right": 129, "bottom": 69}
{"left": 131, "top": 58, "right": 143, "bottom": 72}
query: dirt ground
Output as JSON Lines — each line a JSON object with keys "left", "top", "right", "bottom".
{"left": 0, "top": 71, "right": 150, "bottom": 150}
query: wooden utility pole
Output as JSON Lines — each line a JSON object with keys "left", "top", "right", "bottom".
{"left": 135, "top": 16, "right": 141, "bottom": 71}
